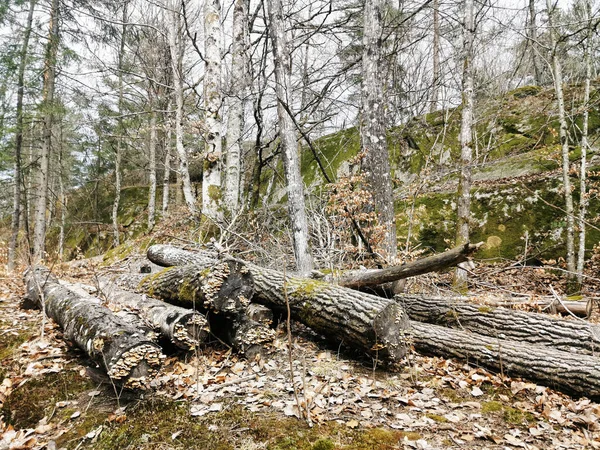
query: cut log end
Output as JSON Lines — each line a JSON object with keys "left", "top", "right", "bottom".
{"left": 372, "top": 302, "right": 411, "bottom": 363}
{"left": 107, "top": 343, "right": 164, "bottom": 389}
{"left": 173, "top": 313, "right": 210, "bottom": 349}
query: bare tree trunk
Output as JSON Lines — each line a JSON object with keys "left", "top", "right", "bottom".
{"left": 162, "top": 104, "right": 172, "bottom": 215}
{"left": 8, "top": 0, "right": 35, "bottom": 271}
{"left": 360, "top": 0, "right": 397, "bottom": 262}
{"left": 577, "top": 0, "right": 592, "bottom": 285}
{"left": 57, "top": 127, "right": 65, "bottom": 261}
{"left": 528, "top": 0, "right": 542, "bottom": 85}
{"left": 453, "top": 0, "right": 475, "bottom": 291}
{"left": 224, "top": 0, "right": 248, "bottom": 215}
{"left": 546, "top": 0, "right": 576, "bottom": 278}
{"left": 202, "top": 0, "right": 223, "bottom": 221}
{"left": 112, "top": 2, "right": 128, "bottom": 247}
{"left": 429, "top": 0, "right": 440, "bottom": 113}
{"left": 168, "top": 0, "right": 196, "bottom": 214}
{"left": 267, "top": 0, "right": 314, "bottom": 275}
{"left": 148, "top": 109, "right": 157, "bottom": 231}
{"left": 33, "top": 0, "right": 59, "bottom": 262}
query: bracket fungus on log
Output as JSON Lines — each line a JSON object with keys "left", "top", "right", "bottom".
{"left": 24, "top": 266, "right": 164, "bottom": 389}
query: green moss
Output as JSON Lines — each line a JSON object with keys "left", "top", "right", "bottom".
{"left": 208, "top": 185, "right": 223, "bottom": 202}
{"left": 289, "top": 279, "right": 324, "bottom": 299}
{"left": 2, "top": 370, "right": 95, "bottom": 429}
{"left": 425, "top": 413, "right": 448, "bottom": 423}
{"left": 311, "top": 438, "right": 335, "bottom": 450}
{"left": 477, "top": 306, "right": 494, "bottom": 313}
{"left": 511, "top": 85, "right": 542, "bottom": 98}
{"left": 0, "top": 326, "right": 33, "bottom": 361}
{"left": 503, "top": 406, "right": 535, "bottom": 425}
{"left": 481, "top": 401, "right": 503, "bottom": 414}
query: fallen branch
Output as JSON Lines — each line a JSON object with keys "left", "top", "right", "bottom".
{"left": 24, "top": 267, "right": 164, "bottom": 389}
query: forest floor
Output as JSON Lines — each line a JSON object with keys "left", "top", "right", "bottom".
{"left": 1, "top": 251, "right": 600, "bottom": 450}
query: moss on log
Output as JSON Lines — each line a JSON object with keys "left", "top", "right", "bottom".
{"left": 24, "top": 266, "right": 164, "bottom": 389}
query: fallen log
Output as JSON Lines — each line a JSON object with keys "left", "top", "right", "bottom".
{"left": 476, "top": 297, "right": 589, "bottom": 317}
{"left": 24, "top": 267, "right": 164, "bottom": 389}
{"left": 146, "top": 245, "right": 411, "bottom": 363}
{"left": 397, "top": 295, "right": 600, "bottom": 356}
{"left": 336, "top": 242, "right": 483, "bottom": 289}
{"left": 110, "top": 268, "right": 275, "bottom": 357}
{"left": 97, "top": 280, "right": 210, "bottom": 350}
{"left": 410, "top": 321, "right": 600, "bottom": 399}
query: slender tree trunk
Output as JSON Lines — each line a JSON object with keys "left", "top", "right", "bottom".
{"left": 148, "top": 108, "right": 157, "bottom": 231}
{"left": 8, "top": 0, "right": 36, "bottom": 271}
{"left": 33, "top": 0, "right": 59, "bottom": 262}
{"left": 546, "top": 0, "right": 576, "bottom": 278}
{"left": 267, "top": 0, "right": 314, "bottom": 275}
{"left": 224, "top": 0, "right": 248, "bottom": 215}
{"left": 528, "top": 0, "right": 543, "bottom": 86}
{"left": 429, "top": 0, "right": 440, "bottom": 113}
{"left": 57, "top": 126, "right": 65, "bottom": 261}
{"left": 453, "top": 0, "right": 475, "bottom": 291}
{"left": 202, "top": 0, "right": 223, "bottom": 221}
{"left": 112, "top": 2, "right": 128, "bottom": 247}
{"left": 162, "top": 100, "right": 172, "bottom": 214}
{"left": 360, "top": 0, "right": 397, "bottom": 262}
{"left": 577, "top": 0, "right": 592, "bottom": 285}
{"left": 168, "top": 0, "right": 196, "bottom": 214}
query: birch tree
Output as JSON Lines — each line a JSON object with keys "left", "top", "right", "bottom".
{"left": 33, "top": 0, "right": 60, "bottom": 262}
{"left": 223, "top": 0, "right": 249, "bottom": 215}
{"left": 267, "top": 0, "right": 314, "bottom": 274}
{"left": 202, "top": 0, "right": 223, "bottom": 221}
{"left": 167, "top": 0, "right": 196, "bottom": 215}
{"left": 8, "top": 0, "right": 36, "bottom": 270}
{"left": 546, "top": 0, "right": 576, "bottom": 278}
{"left": 454, "top": 0, "right": 475, "bottom": 290}
{"left": 360, "top": 0, "right": 397, "bottom": 262}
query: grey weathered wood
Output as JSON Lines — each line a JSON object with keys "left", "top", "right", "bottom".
{"left": 98, "top": 280, "right": 210, "bottom": 350}
{"left": 336, "top": 243, "right": 482, "bottom": 289}
{"left": 397, "top": 294, "right": 600, "bottom": 356}
{"left": 411, "top": 321, "right": 600, "bottom": 399}
{"left": 146, "top": 245, "right": 411, "bottom": 363}
{"left": 25, "top": 267, "right": 164, "bottom": 389}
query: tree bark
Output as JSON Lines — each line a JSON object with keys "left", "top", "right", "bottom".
{"left": 224, "top": 0, "right": 249, "bottom": 215}
{"left": 397, "top": 294, "right": 600, "bottom": 356}
{"left": 162, "top": 98, "right": 172, "bottom": 215}
{"left": 577, "top": 0, "right": 592, "bottom": 285}
{"left": 33, "top": 0, "right": 60, "bottom": 262}
{"left": 148, "top": 109, "right": 157, "bottom": 231}
{"left": 410, "top": 321, "right": 600, "bottom": 399}
{"left": 146, "top": 245, "right": 410, "bottom": 363}
{"left": 98, "top": 280, "right": 210, "bottom": 350}
{"left": 8, "top": 0, "right": 36, "bottom": 271}
{"left": 202, "top": 0, "right": 223, "bottom": 221}
{"left": 527, "top": 0, "right": 543, "bottom": 85}
{"left": 429, "top": 0, "right": 440, "bottom": 113}
{"left": 267, "top": 0, "right": 314, "bottom": 275}
{"left": 24, "top": 267, "right": 164, "bottom": 389}
{"left": 546, "top": 0, "right": 576, "bottom": 278}
{"left": 337, "top": 243, "right": 482, "bottom": 289}
{"left": 360, "top": 0, "right": 397, "bottom": 262}
{"left": 168, "top": 0, "right": 197, "bottom": 215}
{"left": 454, "top": 0, "right": 475, "bottom": 291}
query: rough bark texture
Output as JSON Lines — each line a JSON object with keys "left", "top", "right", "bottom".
{"left": 547, "top": 0, "right": 576, "bottom": 276}
{"left": 25, "top": 267, "right": 163, "bottom": 389}
{"left": 454, "top": 0, "right": 475, "bottom": 290}
{"left": 98, "top": 280, "right": 209, "bottom": 350}
{"left": 202, "top": 0, "right": 223, "bottom": 221}
{"left": 168, "top": 0, "right": 196, "bottom": 215}
{"left": 146, "top": 245, "right": 410, "bottom": 363}
{"left": 8, "top": 0, "right": 35, "bottom": 271}
{"left": 528, "top": 0, "right": 542, "bottom": 85}
{"left": 410, "top": 321, "right": 600, "bottom": 399}
{"left": 33, "top": 0, "right": 59, "bottom": 261}
{"left": 136, "top": 261, "right": 253, "bottom": 315}
{"left": 267, "top": 0, "right": 314, "bottom": 275}
{"left": 397, "top": 295, "right": 600, "bottom": 356}
{"left": 337, "top": 243, "right": 481, "bottom": 289}
{"left": 429, "top": 0, "right": 440, "bottom": 113}
{"left": 360, "top": 0, "right": 397, "bottom": 262}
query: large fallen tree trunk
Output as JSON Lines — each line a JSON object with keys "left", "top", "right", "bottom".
{"left": 336, "top": 242, "right": 482, "bottom": 289}
{"left": 410, "top": 321, "right": 600, "bottom": 399}
{"left": 24, "top": 267, "right": 164, "bottom": 389}
{"left": 97, "top": 280, "right": 210, "bottom": 350}
{"left": 110, "top": 268, "right": 275, "bottom": 357}
{"left": 147, "top": 245, "right": 410, "bottom": 363}
{"left": 397, "top": 295, "right": 600, "bottom": 356}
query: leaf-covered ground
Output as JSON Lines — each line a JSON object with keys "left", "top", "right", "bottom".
{"left": 1, "top": 259, "right": 600, "bottom": 450}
